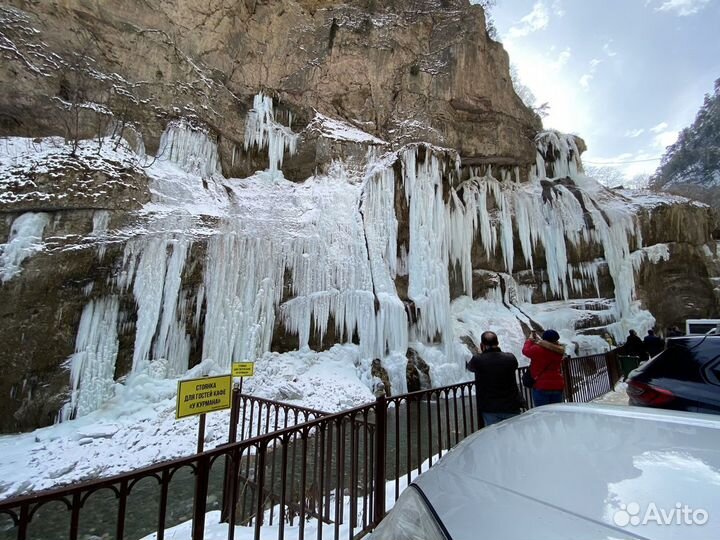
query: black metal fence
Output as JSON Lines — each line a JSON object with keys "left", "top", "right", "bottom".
{"left": 564, "top": 350, "right": 621, "bottom": 403}
{"left": 0, "top": 352, "right": 621, "bottom": 540}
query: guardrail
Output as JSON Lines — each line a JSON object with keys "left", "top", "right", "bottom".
{"left": 0, "top": 351, "right": 619, "bottom": 540}
{"left": 564, "top": 350, "right": 621, "bottom": 403}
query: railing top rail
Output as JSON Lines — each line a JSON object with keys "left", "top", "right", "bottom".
{"left": 384, "top": 380, "right": 475, "bottom": 403}
{"left": 0, "top": 398, "right": 378, "bottom": 510}
{"left": 239, "top": 393, "right": 329, "bottom": 417}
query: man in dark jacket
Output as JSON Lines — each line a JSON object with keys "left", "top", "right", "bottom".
{"left": 643, "top": 329, "right": 664, "bottom": 357}
{"left": 624, "top": 329, "right": 647, "bottom": 359}
{"left": 466, "top": 331, "right": 523, "bottom": 426}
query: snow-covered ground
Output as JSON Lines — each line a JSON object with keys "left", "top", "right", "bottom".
{"left": 0, "top": 348, "right": 375, "bottom": 500}
{"left": 593, "top": 382, "right": 629, "bottom": 407}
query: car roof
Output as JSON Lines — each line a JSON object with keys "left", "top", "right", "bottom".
{"left": 414, "top": 404, "right": 720, "bottom": 540}
{"left": 669, "top": 335, "right": 720, "bottom": 342}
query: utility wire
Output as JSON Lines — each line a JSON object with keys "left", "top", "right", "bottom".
{"left": 584, "top": 157, "right": 661, "bottom": 165}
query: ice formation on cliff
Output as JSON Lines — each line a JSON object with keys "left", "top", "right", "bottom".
{"left": 55, "top": 100, "right": 659, "bottom": 418}
{"left": 244, "top": 93, "right": 298, "bottom": 173}
{"left": 0, "top": 212, "right": 50, "bottom": 282}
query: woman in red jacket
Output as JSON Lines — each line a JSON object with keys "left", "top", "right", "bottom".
{"left": 522, "top": 329, "right": 566, "bottom": 406}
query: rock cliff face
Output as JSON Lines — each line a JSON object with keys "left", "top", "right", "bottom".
{"left": 0, "top": 0, "right": 718, "bottom": 433}
{"left": 0, "top": 0, "right": 540, "bottom": 176}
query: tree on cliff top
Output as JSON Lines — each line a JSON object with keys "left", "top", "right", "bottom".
{"left": 651, "top": 78, "right": 720, "bottom": 191}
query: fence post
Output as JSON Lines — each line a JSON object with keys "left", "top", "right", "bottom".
{"left": 563, "top": 356, "right": 574, "bottom": 402}
{"left": 372, "top": 392, "right": 387, "bottom": 526}
{"left": 606, "top": 350, "right": 620, "bottom": 388}
{"left": 192, "top": 455, "right": 210, "bottom": 540}
{"left": 221, "top": 385, "right": 242, "bottom": 523}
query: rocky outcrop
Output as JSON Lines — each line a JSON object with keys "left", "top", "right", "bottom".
{"left": 0, "top": 0, "right": 540, "bottom": 179}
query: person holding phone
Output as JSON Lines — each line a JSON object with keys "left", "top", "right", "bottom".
{"left": 522, "top": 329, "right": 565, "bottom": 406}
{"left": 466, "top": 331, "right": 524, "bottom": 426}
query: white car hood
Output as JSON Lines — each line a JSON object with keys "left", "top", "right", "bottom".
{"left": 414, "top": 404, "right": 720, "bottom": 540}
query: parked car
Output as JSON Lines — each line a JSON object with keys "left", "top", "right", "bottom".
{"left": 370, "top": 404, "right": 719, "bottom": 540}
{"left": 626, "top": 335, "right": 720, "bottom": 414}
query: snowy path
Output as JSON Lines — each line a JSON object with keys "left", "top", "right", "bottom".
{"left": 592, "top": 382, "right": 629, "bottom": 406}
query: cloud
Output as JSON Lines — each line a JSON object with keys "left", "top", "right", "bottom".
{"left": 507, "top": 1, "right": 550, "bottom": 39}
{"left": 651, "top": 0, "right": 710, "bottom": 16}
{"left": 551, "top": 0, "right": 565, "bottom": 17}
{"left": 552, "top": 48, "right": 571, "bottom": 69}
{"left": 653, "top": 129, "right": 679, "bottom": 149}
{"left": 603, "top": 40, "right": 617, "bottom": 57}
{"left": 579, "top": 58, "right": 601, "bottom": 91}
{"left": 624, "top": 128, "right": 645, "bottom": 138}
{"left": 646, "top": 122, "right": 677, "bottom": 150}
{"left": 579, "top": 74, "right": 593, "bottom": 90}
{"left": 584, "top": 151, "right": 662, "bottom": 180}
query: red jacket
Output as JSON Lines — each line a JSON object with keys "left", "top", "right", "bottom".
{"left": 522, "top": 339, "right": 565, "bottom": 391}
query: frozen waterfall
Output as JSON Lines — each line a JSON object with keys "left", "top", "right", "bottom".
{"left": 0, "top": 212, "right": 50, "bottom": 282}
{"left": 61, "top": 121, "right": 654, "bottom": 419}
{"left": 244, "top": 92, "right": 298, "bottom": 173}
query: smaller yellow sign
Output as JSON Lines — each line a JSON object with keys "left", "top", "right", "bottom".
{"left": 232, "top": 362, "right": 255, "bottom": 377}
{"left": 176, "top": 375, "right": 232, "bottom": 419}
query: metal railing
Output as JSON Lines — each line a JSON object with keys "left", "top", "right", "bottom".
{"left": 231, "top": 392, "right": 328, "bottom": 441}
{"left": 0, "top": 352, "right": 619, "bottom": 540}
{"left": 563, "top": 350, "right": 621, "bottom": 403}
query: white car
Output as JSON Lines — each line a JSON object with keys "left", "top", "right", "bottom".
{"left": 371, "top": 404, "right": 719, "bottom": 540}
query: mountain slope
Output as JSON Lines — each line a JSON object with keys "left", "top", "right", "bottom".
{"left": 651, "top": 78, "right": 720, "bottom": 207}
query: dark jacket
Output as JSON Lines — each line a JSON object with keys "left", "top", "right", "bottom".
{"left": 643, "top": 335, "right": 664, "bottom": 357}
{"left": 467, "top": 348, "right": 522, "bottom": 413}
{"left": 522, "top": 339, "right": 565, "bottom": 391}
{"left": 624, "top": 334, "right": 646, "bottom": 358}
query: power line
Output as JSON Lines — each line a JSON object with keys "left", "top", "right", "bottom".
{"left": 584, "top": 157, "right": 662, "bottom": 165}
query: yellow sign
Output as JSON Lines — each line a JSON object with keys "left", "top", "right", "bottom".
{"left": 176, "top": 375, "right": 232, "bottom": 419}
{"left": 232, "top": 362, "right": 255, "bottom": 377}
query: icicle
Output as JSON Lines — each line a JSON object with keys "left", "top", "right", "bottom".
{"left": 244, "top": 92, "right": 298, "bottom": 174}
{"left": 92, "top": 210, "right": 111, "bottom": 261}
{"left": 158, "top": 119, "right": 222, "bottom": 177}
{"left": 0, "top": 212, "right": 50, "bottom": 282}
{"left": 402, "top": 147, "right": 454, "bottom": 356}
{"left": 122, "top": 225, "right": 192, "bottom": 375}
{"left": 61, "top": 296, "right": 120, "bottom": 420}
{"left": 362, "top": 165, "right": 409, "bottom": 357}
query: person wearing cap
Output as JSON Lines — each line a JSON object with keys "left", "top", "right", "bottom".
{"left": 522, "top": 329, "right": 566, "bottom": 406}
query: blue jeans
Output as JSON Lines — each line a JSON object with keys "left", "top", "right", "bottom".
{"left": 532, "top": 389, "right": 564, "bottom": 407}
{"left": 482, "top": 411, "right": 518, "bottom": 426}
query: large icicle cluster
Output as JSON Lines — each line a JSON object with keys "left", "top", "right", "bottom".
{"left": 0, "top": 212, "right": 50, "bottom": 282}
{"left": 61, "top": 112, "right": 657, "bottom": 419}
{"left": 362, "top": 161, "right": 409, "bottom": 359}
{"left": 244, "top": 93, "right": 298, "bottom": 173}
{"left": 402, "top": 147, "right": 454, "bottom": 353}
{"left": 446, "top": 131, "right": 641, "bottom": 320}
{"left": 158, "top": 119, "right": 222, "bottom": 177}
{"left": 61, "top": 296, "right": 120, "bottom": 420}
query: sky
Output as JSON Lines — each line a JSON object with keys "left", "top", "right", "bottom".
{"left": 484, "top": 0, "right": 720, "bottom": 180}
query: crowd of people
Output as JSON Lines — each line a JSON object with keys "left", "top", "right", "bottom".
{"left": 466, "top": 325, "right": 682, "bottom": 427}
{"left": 620, "top": 327, "right": 681, "bottom": 360}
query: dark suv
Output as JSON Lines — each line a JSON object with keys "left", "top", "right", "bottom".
{"left": 626, "top": 335, "right": 720, "bottom": 414}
